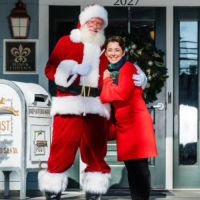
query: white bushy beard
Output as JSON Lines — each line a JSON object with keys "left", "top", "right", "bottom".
{"left": 80, "top": 25, "right": 105, "bottom": 46}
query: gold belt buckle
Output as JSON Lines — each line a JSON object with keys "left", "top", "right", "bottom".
{"left": 81, "top": 85, "right": 91, "bottom": 97}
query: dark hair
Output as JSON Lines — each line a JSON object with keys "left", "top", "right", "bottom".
{"left": 104, "top": 36, "right": 125, "bottom": 51}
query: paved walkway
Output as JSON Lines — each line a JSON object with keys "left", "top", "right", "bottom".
{"left": 1, "top": 190, "right": 200, "bottom": 200}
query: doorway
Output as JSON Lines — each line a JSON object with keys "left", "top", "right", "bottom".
{"left": 174, "top": 7, "right": 200, "bottom": 188}
{"left": 105, "top": 6, "right": 166, "bottom": 189}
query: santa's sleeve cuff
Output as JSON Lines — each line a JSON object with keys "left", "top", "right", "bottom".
{"left": 54, "top": 60, "right": 78, "bottom": 87}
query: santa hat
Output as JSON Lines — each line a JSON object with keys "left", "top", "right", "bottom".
{"left": 79, "top": 4, "right": 108, "bottom": 28}
{"left": 70, "top": 5, "right": 107, "bottom": 43}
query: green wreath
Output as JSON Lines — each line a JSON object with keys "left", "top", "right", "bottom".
{"left": 124, "top": 33, "right": 168, "bottom": 104}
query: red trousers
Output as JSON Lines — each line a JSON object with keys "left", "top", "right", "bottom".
{"left": 47, "top": 114, "right": 111, "bottom": 173}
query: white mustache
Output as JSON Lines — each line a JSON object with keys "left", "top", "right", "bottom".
{"left": 89, "top": 27, "right": 99, "bottom": 32}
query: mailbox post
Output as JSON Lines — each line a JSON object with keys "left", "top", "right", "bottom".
{"left": 0, "top": 79, "right": 52, "bottom": 199}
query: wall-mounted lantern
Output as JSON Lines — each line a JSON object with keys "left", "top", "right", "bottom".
{"left": 10, "top": 0, "right": 31, "bottom": 39}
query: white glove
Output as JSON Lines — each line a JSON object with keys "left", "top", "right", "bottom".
{"left": 71, "top": 63, "right": 92, "bottom": 76}
{"left": 132, "top": 63, "right": 147, "bottom": 90}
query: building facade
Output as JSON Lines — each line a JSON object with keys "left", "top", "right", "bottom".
{"left": 0, "top": 0, "right": 200, "bottom": 190}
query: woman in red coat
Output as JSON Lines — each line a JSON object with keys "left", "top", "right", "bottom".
{"left": 100, "top": 36, "right": 158, "bottom": 200}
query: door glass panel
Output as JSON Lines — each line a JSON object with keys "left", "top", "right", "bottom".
{"left": 56, "top": 21, "right": 74, "bottom": 41}
{"left": 179, "top": 21, "right": 198, "bottom": 165}
{"left": 105, "top": 20, "right": 155, "bottom": 46}
{"left": 105, "top": 20, "right": 128, "bottom": 38}
{"left": 131, "top": 21, "right": 155, "bottom": 46}
{"left": 129, "top": 21, "right": 155, "bottom": 63}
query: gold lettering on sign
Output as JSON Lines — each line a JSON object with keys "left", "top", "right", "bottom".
{"left": 0, "top": 121, "right": 10, "bottom": 131}
{"left": 33, "top": 140, "right": 48, "bottom": 153}
{"left": 34, "top": 141, "right": 47, "bottom": 146}
{"left": 2, "top": 148, "right": 18, "bottom": 154}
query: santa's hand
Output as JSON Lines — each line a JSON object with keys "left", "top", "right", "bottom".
{"left": 71, "top": 63, "right": 92, "bottom": 76}
{"left": 132, "top": 64, "right": 147, "bottom": 90}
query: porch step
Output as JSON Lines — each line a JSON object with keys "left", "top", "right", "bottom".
{"left": 1, "top": 190, "right": 200, "bottom": 199}
{"left": 103, "top": 189, "right": 174, "bottom": 197}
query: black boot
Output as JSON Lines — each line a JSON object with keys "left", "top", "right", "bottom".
{"left": 85, "top": 192, "right": 101, "bottom": 200}
{"left": 45, "top": 191, "right": 61, "bottom": 200}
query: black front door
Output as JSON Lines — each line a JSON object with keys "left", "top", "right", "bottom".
{"left": 105, "top": 6, "right": 166, "bottom": 189}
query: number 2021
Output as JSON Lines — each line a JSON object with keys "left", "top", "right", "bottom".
{"left": 114, "top": 0, "right": 139, "bottom": 6}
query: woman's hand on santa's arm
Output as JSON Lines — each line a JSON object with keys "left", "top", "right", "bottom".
{"left": 103, "top": 69, "right": 111, "bottom": 79}
{"left": 132, "top": 63, "right": 147, "bottom": 89}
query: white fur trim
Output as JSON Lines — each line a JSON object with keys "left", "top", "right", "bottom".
{"left": 38, "top": 170, "right": 68, "bottom": 193}
{"left": 51, "top": 96, "right": 111, "bottom": 120}
{"left": 70, "top": 29, "right": 81, "bottom": 43}
{"left": 80, "top": 5, "right": 108, "bottom": 28}
{"left": 80, "top": 44, "right": 101, "bottom": 87}
{"left": 82, "top": 172, "right": 111, "bottom": 194}
{"left": 55, "top": 60, "right": 78, "bottom": 87}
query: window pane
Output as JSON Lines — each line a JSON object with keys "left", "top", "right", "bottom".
{"left": 20, "top": 18, "right": 28, "bottom": 26}
{"left": 131, "top": 21, "right": 155, "bottom": 46}
{"left": 105, "top": 20, "right": 128, "bottom": 38}
{"left": 56, "top": 21, "right": 74, "bottom": 41}
{"left": 179, "top": 21, "right": 198, "bottom": 165}
{"left": 13, "top": 27, "right": 20, "bottom": 36}
{"left": 12, "top": 18, "right": 20, "bottom": 26}
{"left": 20, "top": 27, "right": 26, "bottom": 37}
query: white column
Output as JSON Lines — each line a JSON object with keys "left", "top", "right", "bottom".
{"left": 38, "top": 4, "right": 49, "bottom": 91}
{"left": 165, "top": 5, "right": 174, "bottom": 190}
{"left": 128, "top": 7, "right": 131, "bottom": 34}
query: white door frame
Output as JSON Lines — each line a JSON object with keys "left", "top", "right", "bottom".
{"left": 39, "top": 0, "right": 200, "bottom": 189}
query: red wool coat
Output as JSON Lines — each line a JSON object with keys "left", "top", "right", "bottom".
{"left": 100, "top": 61, "right": 158, "bottom": 161}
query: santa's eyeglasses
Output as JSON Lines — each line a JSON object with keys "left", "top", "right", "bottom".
{"left": 86, "top": 20, "right": 103, "bottom": 28}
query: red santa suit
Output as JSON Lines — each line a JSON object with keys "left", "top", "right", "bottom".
{"left": 38, "top": 5, "right": 111, "bottom": 195}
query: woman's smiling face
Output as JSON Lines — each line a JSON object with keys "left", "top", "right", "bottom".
{"left": 105, "top": 42, "right": 125, "bottom": 64}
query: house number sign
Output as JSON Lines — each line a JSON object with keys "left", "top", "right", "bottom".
{"left": 114, "top": 0, "right": 139, "bottom": 6}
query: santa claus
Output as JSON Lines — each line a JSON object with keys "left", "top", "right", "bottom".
{"left": 38, "top": 4, "right": 146, "bottom": 200}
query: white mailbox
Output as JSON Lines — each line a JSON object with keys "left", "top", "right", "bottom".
{"left": 0, "top": 79, "right": 52, "bottom": 199}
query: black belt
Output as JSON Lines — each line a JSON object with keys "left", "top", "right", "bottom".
{"left": 57, "top": 84, "right": 102, "bottom": 97}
